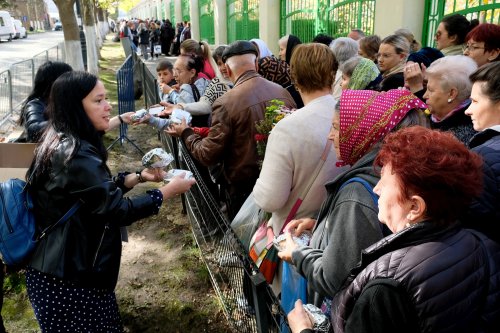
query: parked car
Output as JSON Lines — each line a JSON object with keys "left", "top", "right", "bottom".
{"left": 53, "top": 21, "right": 62, "bottom": 31}
{"left": 13, "top": 19, "right": 27, "bottom": 39}
{"left": 0, "top": 11, "right": 15, "bottom": 42}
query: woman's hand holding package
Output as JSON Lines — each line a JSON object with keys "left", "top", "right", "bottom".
{"left": 287, "top": 218, "right": 317, "bottom": 235}
{"left": 288, "top": 300, "right": 314, "bottom": 333}
{"left": 141, "top": 168, "right": 166, "bottom": 182}
{"left": 159, "top": 173, "right": 196, "bottom": 199}
{"left": 277, "top": 232, "right": 299, "bottom": 262}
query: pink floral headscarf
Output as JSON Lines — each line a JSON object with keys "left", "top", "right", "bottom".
{"left": 338, "top": 89, "right": 427, "bottom": 166}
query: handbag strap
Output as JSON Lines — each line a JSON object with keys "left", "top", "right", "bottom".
{"left": 36, "top": 199, "right": 83, "bottom": 241}
{"left": 279, "top": 139, "right": 332, "bottom": 234}
{"left": 190, "top": 83, "right": 201, "bottom": 102}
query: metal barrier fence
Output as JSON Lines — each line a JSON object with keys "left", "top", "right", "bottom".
{"left": 0, "top": 44, "right": 63, "bottom": 129}
{"left": 280, "top": 0, "right": 376, "bottom": 43}
{"left": 131, "top": 54, "right": 291, "bottom": 332}
{"left": 160, "top": 132, "right": 290, "bottom": 333}
{"left": 107, "top": 55, "right": 144, "bottom": 155}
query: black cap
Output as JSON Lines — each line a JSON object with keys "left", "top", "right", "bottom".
{"left": 222, "top": 40, "right": 258, "bottom": 63}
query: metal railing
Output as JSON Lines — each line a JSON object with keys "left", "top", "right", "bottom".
{"left": 227, "top": 0, "right": 260, "bottom": 43}
{"left": 132, "top": 55, "right": 291, "bottom": 332}
{"left": 280, "top": 0, "right": 376, "bottom": 43}
{"left": 0, "top": 44, "right": 64, "bottom": 129}
{"left": 422, "top": 0, "right": 500, "bottom": 47}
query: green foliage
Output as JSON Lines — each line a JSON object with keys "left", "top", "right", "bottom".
{"left": 255, "top": 99, "right": 286, "bottom": 161}
{"left": 0, "top": 0, "right": 11, "bottom": 10}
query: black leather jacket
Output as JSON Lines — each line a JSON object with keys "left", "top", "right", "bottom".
{"left": 29, "top": 138, "right": 159, "bottom": 290}
{"left": 21, "top": 98, "right": 47, "bottom": 143}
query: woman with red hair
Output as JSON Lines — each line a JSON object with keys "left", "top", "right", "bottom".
{"left": 288, "top": 126, "right": 500, "bottom": 333}
{"left": 463, "top": 23, "right": 500, "bottom": 67}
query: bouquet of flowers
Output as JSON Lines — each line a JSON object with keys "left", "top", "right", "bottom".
{"left": 255, "top": 99, "right": 295, "bottom": 167}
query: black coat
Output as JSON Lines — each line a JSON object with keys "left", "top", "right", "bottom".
{"left": 20, "top": 98, "right": 47, "bottom": 143}
{"left": 29, "top": 138, "right": 159, "bottom": 290}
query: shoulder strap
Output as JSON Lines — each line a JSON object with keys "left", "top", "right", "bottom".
{"left": 36, "top": 199, "right": 83, "bottom": 241}
{"left": 339, "top": 177, "right": 392, "bottom": 236}
{"left": 280, "top": 140, "right": 332, "bottom": 234}
{"left": 340, "top": 177, "right": 379, "bottom": 206}
{"left": 190, "top": 83, "right": 201, "bottom": 102}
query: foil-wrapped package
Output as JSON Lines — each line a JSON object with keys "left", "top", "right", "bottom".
{"left": 131, "top": 109, "right": 148, "bottom": 121}
{"left": 164, "top": 169, "right": 194, "bottom": 182}
{"left": 171, "top": 108, "right": 192, "bottom": 125}
{"left": 303, "top": 303, "right": 330, "bottom": 333}
{"left": 273, "top": 231, "right": 312, "bottom": 252}
{"left": 141, "top": 148, "right": 174, "bottom": 168}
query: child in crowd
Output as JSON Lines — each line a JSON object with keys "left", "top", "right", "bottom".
{"left": 156, "top": 59, "right": 176, "bottom": 102}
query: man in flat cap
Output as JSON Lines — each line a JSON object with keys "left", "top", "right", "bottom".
{"left": 168, "top": 40, "right": 296, "bottom": 218}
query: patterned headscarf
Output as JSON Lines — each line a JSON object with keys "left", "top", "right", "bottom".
{"left": 348, "top": 58, "right": 381, "bottom": 90}
{"left": 338, "top": 89, "right": 427, "bottom": 166}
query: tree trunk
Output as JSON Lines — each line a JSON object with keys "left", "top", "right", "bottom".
{"left": 53, "top": 0, "right": 84, "bottom": 70}
{"left": 97, "top": 7, "right": 107, "bottom": 40}
{"left": 82, "top": 0, "right": 99, "bottom": 74}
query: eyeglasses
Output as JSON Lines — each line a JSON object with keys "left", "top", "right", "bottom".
{"left": 376, "top": 53, "right": 397, "bottom": 59}
{"left": 463, "top": 44, "right": 485, "bottom": 52}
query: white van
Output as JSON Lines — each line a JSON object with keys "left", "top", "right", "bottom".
{"left": 0, "top": 11, "right": 15, "bottom": 42}
{"left": 13, "top": 19, "right": 27, "bottom": 39}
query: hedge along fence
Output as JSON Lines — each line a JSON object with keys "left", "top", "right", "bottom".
{"left": 280, "top": 0, "right": 376, "bottom": 43}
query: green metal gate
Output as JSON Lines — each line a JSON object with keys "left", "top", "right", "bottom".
{"left": 182, "top": 0, "right": 191, "bottom": 22}
{"left": 422, "top": 0, "right": 500, "bottom": 47}
{"left": 227, "top": 0, "right": 260, "bottom": 43}
{"left": 170, "top": 1, "right": 175, "bottom": 24}
{"left": 199, "top": 0, "right": 215, "bottom": 44}
{"left": 280, "top": 0, "right": 376, "bottom": 43}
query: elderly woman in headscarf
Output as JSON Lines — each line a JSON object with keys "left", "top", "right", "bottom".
{"left": 279, "top": 34, "right": 302, "bottom": 64}
{"left": 278, "top": 89, "right": 428, "bottom": 308}
{"left": 339, "top": 56, "right": 381, "bottom": 91}
{"left": 276, "top": 35, "right": 304, "bottom": 108}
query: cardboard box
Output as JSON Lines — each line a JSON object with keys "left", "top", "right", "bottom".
{"left": 0, "top": 143, "right": 37, "bottom": 182}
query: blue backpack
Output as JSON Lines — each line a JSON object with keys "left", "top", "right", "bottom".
{"left": 0, "top": 178, "right": 81, "bottom": 266}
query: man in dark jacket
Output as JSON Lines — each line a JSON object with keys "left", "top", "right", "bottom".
{"left": 167, "top": 41, "right": 296, "bottom": 218}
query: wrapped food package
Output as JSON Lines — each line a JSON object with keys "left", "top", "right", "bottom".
{"left": 303, "top": 304, "right": 330, "bottom": 333}
{"left": 273, "top": 231, "right": 312, "bottom": 252}
{"left": 131, "top": 109, "right": 148, "bottom": 121}
{"left": 171, "top": 108, "right": 192, "bottom": 125}
{"left": 164, "top": 169, "right": 194, "bottom": 182}
{"left": 142, "top": 148, "right": 174, "bottom": 168}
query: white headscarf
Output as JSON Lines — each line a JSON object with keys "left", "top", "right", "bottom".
{"left": 250, "top": 38, "right": 273, "bottom": 59}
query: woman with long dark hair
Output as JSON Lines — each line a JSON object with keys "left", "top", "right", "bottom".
{"left": 17, "top": 61, "right": 73, "bottom": 142}
{"left": 25, "top": 71, "right": 195, "bottom": 332}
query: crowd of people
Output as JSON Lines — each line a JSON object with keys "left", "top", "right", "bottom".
{"left": 11, "top": 11, "right": 500, "bottom": 333}
{"left": 118, "top": 18, "right": 192, "bottom": 59}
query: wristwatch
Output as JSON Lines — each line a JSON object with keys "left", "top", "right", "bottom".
{"left": 135, "top": 170, "right": 145, "bottom": 183}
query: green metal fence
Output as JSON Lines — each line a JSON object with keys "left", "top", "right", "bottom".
{"left": 199, "top": 0, "right": 215, "bottom": 44}
{"left": 422, "top": 0, "right": 500, "bottom": 47}
{"left": 182, "top": 0, "right": 191, "bottom": 22}
{"left": 227, "top": 0, "right": 260, "bottom": 43}
{"left": 170, "top": 1, "right": 175, "bottom": 23}
{"left": 280, "top": 0, "right": 375, "bottom": 43}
